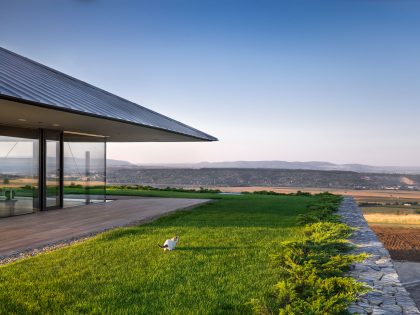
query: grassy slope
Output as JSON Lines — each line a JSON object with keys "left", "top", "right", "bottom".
{"left": 0, "top": 192, "right": 312, "bottom": 315}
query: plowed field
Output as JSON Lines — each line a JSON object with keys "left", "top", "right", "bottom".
{"left": 371, "top": 226, "right": 420, "bottom": 262}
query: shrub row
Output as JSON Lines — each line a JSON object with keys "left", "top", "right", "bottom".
{"left": 251, "top": 193, "right": 369, "bottom": 315}
{"left": 243, "top": 190, "right": 312, "bottom": 197}
{"left": 106, "top": 185, "right": 222, "bottom": 194}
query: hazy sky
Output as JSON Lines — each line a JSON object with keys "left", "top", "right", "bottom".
{"left": 2, "top": 0, "right": 420, "bottom": 166}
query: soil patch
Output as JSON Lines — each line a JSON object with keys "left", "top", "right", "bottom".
{"left": 371, "top": 225, "right": 420, "bottom": 262}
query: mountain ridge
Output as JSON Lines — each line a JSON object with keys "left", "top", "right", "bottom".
{"left": 3, "top": 157, "right": 420, "bottom": 175}
{"left": 134, "top": 160, "right": 420, "bottom": 174}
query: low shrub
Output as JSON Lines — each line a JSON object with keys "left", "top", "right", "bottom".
{"left": 21, "top": 184, "right": 34, "bottom": 190}
{"left": 293, "top": 190, "right": 312, "bottom": 196}
{"left": 243, "top": 190, "right": 313, "bottom": 197}
{"left": 297, "top": 210, "right": 340, "bottom": 225}
{"left": 107, "top": 185, "right": 221, "bottom": 194}
{"left": 304, "top": 222, "right": 352, "bottom": 242}
{"left": 251, "top": 193, "right": 369, "bottom": 315}
{"left": 275, "top": 276, "right": 366, "bottom": 315}
{"left": 247, "top": 190, "right": 287, "bottom": 196}
{"left": 67, "top": 182, "right": 83, "bottom": 189}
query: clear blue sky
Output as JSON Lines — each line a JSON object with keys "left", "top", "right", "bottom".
{"left": 2, "top": 0, "right": 420, "bottom": 166}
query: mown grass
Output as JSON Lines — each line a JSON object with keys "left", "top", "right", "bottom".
{"left": 251, "top": 193, "right": 368, "bottom": 314}
{"left": 67, "top": 187, "right": 221, "bottom": 199}
{"left": 0, "top": 192, "right": 314, "bottom": 314}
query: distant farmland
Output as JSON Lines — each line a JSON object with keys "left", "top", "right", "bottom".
{"left": 107, "top": 167, "right": 420, "bottom": 190}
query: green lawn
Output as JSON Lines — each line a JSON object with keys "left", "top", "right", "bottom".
{"left": 0, "top": 192, "right": 313, "bottom": 314}
{"left": 66, "top": 187, "right": 224, "bottom": 199}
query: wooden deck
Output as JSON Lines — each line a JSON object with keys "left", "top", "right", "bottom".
{"left": 0, "top": 196, "right": 209, "bottom": 257}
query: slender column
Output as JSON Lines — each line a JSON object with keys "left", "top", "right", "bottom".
{"left": 104, "top": 139, "right": 107, "bottom": 202}
{"left": 85, "top": 151, "right": 91, "bottom": 204}
{"left": 59, "top": 131, "right": 64, "bottom": 208}
{"left": 33, "top": 133, "right": 40, "bottom": 211}
{"left": 38, "top": 129, "right": 45, "bottom": 211}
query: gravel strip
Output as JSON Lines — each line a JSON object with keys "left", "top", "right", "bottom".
{"left": 338, "top": 196, "right": 420, "bottom": 315}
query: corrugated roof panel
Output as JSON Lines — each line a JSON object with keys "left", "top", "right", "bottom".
{"left": 0, "top": 47, "right": 216, "bottom": 141}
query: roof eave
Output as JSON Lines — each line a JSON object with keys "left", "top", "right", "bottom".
{"left": 0, "top": 94, "right": 218, "bottom": 142}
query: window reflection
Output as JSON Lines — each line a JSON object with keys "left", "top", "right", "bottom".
{"left": 0, "top": 129, "right": 39, "bottom": 217}
{"left": 63, "top": 133, "right": 106, "bottom": 208}
{"left": 0, "top": 128, "right": 106, "bottom": 216}
{"left": 45, "top": 132, "right": 61, "bottom": 208}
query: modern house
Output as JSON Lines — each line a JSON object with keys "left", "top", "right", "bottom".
{"left": 0, "top": 47, "right": 216, "bottom": 218}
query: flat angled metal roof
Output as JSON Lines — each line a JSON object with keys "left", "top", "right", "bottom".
{"left": 0, "top": 47, "right": 216, "bottom": 141}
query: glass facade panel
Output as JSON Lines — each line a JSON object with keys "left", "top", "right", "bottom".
{"left": 45, "top": 132, "right": 61, "bottom": 208}
{"left": 63, "top": 133, "right": 106, "bottom": 208}
{"left": 0, "top": 126, "right": 106, "bottom": 216}
{"left": 0, "top": 127, "right": 39, "bottom": 217}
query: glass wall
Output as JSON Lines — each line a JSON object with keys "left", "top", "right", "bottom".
{"left": 0, "top": 127, "right": 106, "bottom": 216}
{"left": 0, "top": 126, "right": 39, "bottom": 217}
{"left": 45, "top": 131, "right": 61, "bottom": 208}
{"left": 63, "top": 132, "right": 106, "bottom": 208}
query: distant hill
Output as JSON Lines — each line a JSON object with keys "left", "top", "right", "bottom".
{"left": 106, "top": 159, "right": 134, "bottom": 167}
{"left": 3, "top": 157, "right": 420, "bottom": 176}
{"left": 106, "top": 167, "right": 420, "bottom": 190}
{"left": 136, "top": 160, "right": 420, "bottom": 174}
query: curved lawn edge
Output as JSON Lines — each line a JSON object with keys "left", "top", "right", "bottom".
{"left": 0, "top": 193, "right": 315, "bottom": 314}
{"left": 338, "top": 197, "right": 420, "bottom": 315}
{"left": 3, "top": 191, "right": 411, "bottom": 314}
